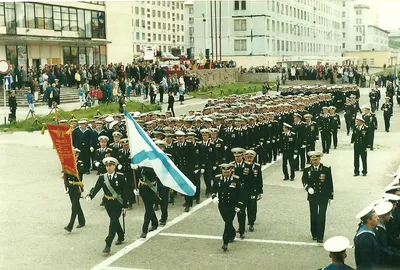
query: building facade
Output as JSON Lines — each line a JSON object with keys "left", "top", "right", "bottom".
{"left": 0, "top": 1, "right": 108, "bottom": 70}
{"left": 131, "top": 0, "right": 186, "bottom": 58}
{"left": 342, "top": 1, "right": 388, "bottom": 51}
{"left": 192, "top": 0, "right": 343, "bottom": 60}
{"left": 184, "top": 0, "right": 194, "bottom": 58}
{"left": 343, "top": 50, "right": 400, "bottom": 68}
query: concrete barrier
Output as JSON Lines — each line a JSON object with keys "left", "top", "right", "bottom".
{"left": 187, "top": 68, "right": 239, "bottom": 87}
{"left": 238, "top": 72, "right": 281, "bottom": 83}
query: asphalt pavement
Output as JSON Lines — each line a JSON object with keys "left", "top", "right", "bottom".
{"left": 1, "top": 87, "right": 399, "bottom": 270}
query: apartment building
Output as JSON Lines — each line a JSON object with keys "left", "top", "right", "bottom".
{"left": 192, "top": 0, "right": 343, "bottom": 59}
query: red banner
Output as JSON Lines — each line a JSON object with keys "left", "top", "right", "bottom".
{"left": 47, "top": 124, "right": 79, "bottom": 179}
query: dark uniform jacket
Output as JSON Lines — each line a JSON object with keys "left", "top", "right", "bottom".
{"left": 64, "top": 160, "right": 85, "bottom": 193}
{"left": 354, "top": 225, "right": 380, "bottom": 270}
{"left": 330, "top": 113, "right": 341, "bottom": 130}
{"left": 381, "top": 103, "right": 393, "bottom": 116}
{"left": 172, "top": 141, "right": 196, "bottom": 174}
{"left": 198, "top": 139, "right": 217, "bottom": 169}
{"left": 90, "top": 172, "right": 128, "bottom": 205}
{"left": 242, "top": 162, "right": 263, "bottom": 195}
{"left": 304, "top": 121, "right": 319, "bottom": 144}
{"left": 280, "top": 131, "right": 298, "bottom": 153}
{"left": 211, "top": 138, "right": 225, "bottom": 165}
{"left": 212, "top": 174, "right": 243, "bottom": 208}
{"left": 351, "top": 124, "right": 369, "bottom": 150}
{"left": 301, "top": 163, "right": 334, "bottom": 201}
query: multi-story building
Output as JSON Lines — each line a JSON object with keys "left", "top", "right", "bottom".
{"left": 184, "top": 0, "right": 195, "bottom": 58}
{"left": 342, "top": 1, "right": 388, "bottom": 51}
{"left": 0, "top": 1, "right": 108, "bottom": 70}
{"left": 192, "top": 0, "right": 343, "bottom": 60}
{"left": 131, "top": 0, "right": 186, "bottom": 57}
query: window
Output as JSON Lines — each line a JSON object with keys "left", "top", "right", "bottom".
{"left": 92, "top": 11, "right": 105, "bottom": 38}
{"left": 4, "top": 3, "right": 16, "bottom": 34}
{"left": 189, "top": 17, "right": 194, "bottom": 24}
{"left": 356, "top": 10, "right": 361, "bottom": 15}
{"left": 15, "top": 3, "right": 25, "bottom": 28}
{"left": 61, "top": 7, "right": 69, "bottom": 31}
{"left": 356, "top": 45, "right": 361, "bottom": 50}
{"left": 85, "top": 10, "right": 91, "bottom": 37}
{"left": 342, "top": 11, "right": 345, "bottom": 18}
{"left": 189, "top": 8, "right": 193, "bottom": 14}
{"left": 69, "top": 8, "right": 77, "bottom": 31}
{"left": 77, "top": 9, "right": 85, "bottom": 37}
{"left": 163, "top": 34, "right": 166, "bottom": 41}
{"left": 370, "top": 58, "right": 375, "bottom": 65}
{"left": 34, "top": 4, "right": 44, "bottom": 29}
{"left": 241, "top": 0, "right": 246, "bottom": 10}
{"left": 6, "top": 45, "right": 28, "bottom": 71}
{"left": 153, "top": 33, "right": 156, "bottom": 41}
{"left": 234, "top": 39, "right": 246, "bottom": 51}
{"left": 136, "top": 32, "right": 140, "bottom": 40}
{"left": 53, "top": 6, "right": 61, "bottom": 30}
{"left": 135, "top": 7, "right": 139, "bottom": 14}
{"left": 142, "top": 33, "right": 145, "bottom": 40}
{"left": 141, "top": 8, "right": 145, "bottom": 15}
{"left": 267, "top": 19, "right": 270, "bottom": 30}
{"left": 158, "top": 34, "right": 161, "bottom": 40}
{"left": 356, "top": 18, "right": 361, "bottom": 24}
{"left": 234, "top": 0, "right": 240, "bottom": 10}
{"left": 44, "top": 5, "right": 53, "bottom": 30}
{"left": 190, "top": 37, "right": 194, "bottom": 43}
{"left": 272, "top": 20, "right": 275, "bottom": 32}
{"left": 142, "top": 20, "right": 145, "bottom": 28}
{"left": 356, "top": 36, "right": 362, "bottom": 41}
{"left": 189, "top": 26, "right": 194, "bottom": 34}
{"left": 0, "top": 3, "right": 4, "bottom": 27}
{"left": 158, "top": 22, "right": 161, "bottom": 29}
{"left": 157, "top": 10, "right": 160, "bottom": 17}
{"left": 234, "top": 19, "right": 246, "bottom": 31}
{"left": 342, "top": 32, "right": 345, "bottom": 38}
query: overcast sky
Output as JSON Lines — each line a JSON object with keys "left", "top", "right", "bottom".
{"left": 361, "top": 0, "right": 400, "bottom": 30}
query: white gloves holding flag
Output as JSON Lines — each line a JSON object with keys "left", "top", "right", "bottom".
{"left": 90, "top": 147, "right": 94, "bottom": 152}
{"left": 134, "top": 189, "right": 140, "bottom": 196}
{"left": 94, "top": 161, "right": 100, "bottom": 167}
{"left": 212, "top": 197, "right": 219, "bottom": 204}
{"left": 308, "top": 188, "right": 315, "bottom": 195}
{"left": 131, "top": 164, "right": 138, "bottom": 169}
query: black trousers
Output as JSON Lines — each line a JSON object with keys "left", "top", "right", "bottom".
{"left": 202, "top": 167, "right": 213, "bottom": 194}
{"left": 331, "top": 129, "right": 338, "bottom": 148}
{"left": 345, "top": 115, "right": 354, "bottom": 135}
{"left": 158, "top": 186, "right": 169, "bottom": 222}
{"left": 80, "top": 149, "right": 91, "bottom": 173}
{"left": 167, "top": 104, "right": 175, "bottom": 117}
{"left": 140, "top": 185, "right": 158, "bottom": 233}
{"left": 67, "top": 191, "right": 85, "bottom": 229}
{"left": 370, "top": 100, "right": 377, "bottom": 112}
{"left": 308, "top": 197, "right": 329, "bottom": 240}
{"left": 384, "top": 114, "right": 391, "bottom": 131}
{"left": 104, "top": 199, "right": 124, "bottom": 247}
{"left": 368, "top": 130, "right": 375, "bottom": 149}
{"left": 294, "top": 147, "right": 306, "bottom": 170}
{"left": 193, "top": 171, "right": 201, "bottom": 201}
{"left": 218, "top": 204, "right": 236, "bottom": 245}
{"left": 125, "top": 171, "right": 136, "bottom": 205}
{"left": 282, "top": 152, "right": 295, "bottom": 179}
{"left": 321, "top": 131, "right": 331, "bottom": 153}
{"left": 237, "top": 190, "right": 258, "bottom": 234}
{"left": 354, "top": 147, "right": 367, "bottom": 175}
{"left": 306, "top": 142, "right": 316, "bottom": 164}
{"left": 159, "top": 89, "right": 164, "bottom": 103}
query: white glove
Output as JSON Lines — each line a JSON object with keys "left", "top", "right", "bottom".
{"left": 94, "top": 161, "right": 100, "bottom": 167}
{"left": 277, "top": 139, "right": 280, "bottom": 142}
{"left": 85, "top": 195, "right": 92, "bottom": 201}
{"left": 131, "top": 164, "right": 138, "bottom": 169}
{"left": 235, "top": 207, "right": 241, "bottom": 213}
{"left": 260, "top": 142, "right": 263, "bottom": 146}
{"left": 200, "top": 169, "right": 205, "bottom": 173}
{"left": 267, "top": 140, "right": 271, "bottom": 144}
{"left": 293, "top": 155, "right": 298, "bottom": 159}
{"left": 134, "top": 189, "right": 140, "bottom": 196}
{"left": 212, "top": 166, "right": 217, "bottom": 170}
{"left": 272, "top": 140, "right": 275, "bottom": 143}
{"left": 257, "top": 194, "right": 263, "bottom": 200}
{"left": 65, "top": 188, "right": 69, "bottom": 194}
{"left": 301, "top": 145, "right": 306, "bottom": 148}
{"left": 308, "top": 188, "right": 315, "bottom": 195}
{"left": 90, "top": 147, "right": 94, "bottom": 152}
{"left": 194, "top": 169, "right": 199, "bottom": 174}
{"left": 117, "top": 164, "right": 122, "bottom": 170}
{"left": 212, "top": 197, "right": 219, "bottom": 204}
{"left": 224, "top": 146, "right": 228, "bottom": 150}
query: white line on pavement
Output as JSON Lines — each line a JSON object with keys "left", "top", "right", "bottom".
{"left": 105, "top": 267, "right": 152, "bottom": 270}
{"left": 91, "top": 156, "right": 282, "bottom": 270}
{"left": 158, "top": 232, "right": 323, "bottom": 247}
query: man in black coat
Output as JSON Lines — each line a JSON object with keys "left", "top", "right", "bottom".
{"left": 301, "top": 151, "right": 334, "bottom": 243}
{"left": 351, "top": 117, "right": 370, "bottom": 176}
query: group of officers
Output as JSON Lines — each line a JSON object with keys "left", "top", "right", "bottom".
{"left": 60, "top": 83, "right": 397, "bottom": 261}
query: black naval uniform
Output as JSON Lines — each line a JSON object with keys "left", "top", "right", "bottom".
{"left": 301, "top": 163, "right": 334, "bottom": 242}
{"left": 354, "top": 225, "right": 380, "bottom": 270}
{"left": 223, "top": 125, "right": 235, "bottom": 161}
{"left": 238, "top": 161, "right": 263, "bottom": 235}
{"left": 318, "top": 115, "right": 332, "bottom": 154}
{"left": 351, "top": 124, "right": 369, "bottom": 176}
{"left": 64, "top": 160, "right": 85, "bottom": 230}
{"left": 344, "top": 103, "right": 356, "bottom": 135}
{"left": 117, "top": 148, "right": 136, "bottom": 206}
{"left": 198, "top": 139, "right": 217, "bottom": 195}
{"left": 362, "top": 113, "right": 377, "bottom": 150}
{"left": 304, "top": 121, "right": 319, "bottom": 163}
{"left": 374, "top": 222, "right": 400, "bottom": 266}
{"left": 94, "top": 147, "right": 112, "bottom": 174}
{"left": 292, "top": 121, "right": 306, "bottom": 171}
{"left": 138, "top": 167, "right": 159, "bottom": 233}
{"left": 212, "top": 174, "right": 243, "bottom": 245}
{"left": 280, "top": 131, "right": 297, "bottom": 180}
{"left": 381, "top": 102, "right": 393, "bottom": 132}
{"left": 76, "top": 127, "right": 92, "bottom": 173}
{"left": 88, "top": 171, "right": 128, "bottom": 248}
{"left": 330, "top": 113, "right": 341, "bottom": 149}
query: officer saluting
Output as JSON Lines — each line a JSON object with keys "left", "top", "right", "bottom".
{"left": 302, "top": 151, "right": 333, "bottom": 243}
{"left": 86, "top": 157, "right": 128, "bottom": 253}
{"left": 212, "top": 163, "right": 244, "bottom": 251}
{"left": 320, "top": 236, "right": 354, "bottom": 270}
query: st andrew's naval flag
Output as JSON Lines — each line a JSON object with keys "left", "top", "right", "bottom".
{"left": 124, "top": 111, "right": 196, "bottom": 196}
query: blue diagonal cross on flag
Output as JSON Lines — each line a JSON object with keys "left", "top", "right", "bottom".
{"left": 124, "top": 111, "right": 196, "bottom": 196}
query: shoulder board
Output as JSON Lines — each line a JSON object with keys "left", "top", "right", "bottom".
{"left": 107, "top": 148, "right": 112, "bottom": 150}
{"left": 166, "top": 153, "right": 172, "bottom": 157}
{"left": 230, "top": 161, "right": 235, "bottom": 164}
{"left": 254, "top": 163, "right": 260, "bottom": 166}
{"left": 291, "top": 132, "right": 296, "bottom": 135}
{"left": 100, "top": 173, "right": 106, "bottom": 176}
{"left": 218, "top": 138, "right": 224, "bottom": 142}
{"left": 215, "top": 174, "right": 222, "bottom": 177}
{"left": 118, "top": 148, "right": 123, "bottom": 152}
{"left": 196, "top": 141, "right": 201, "bottom": 144}
{"left": 233, "top": 175, "right": 239, "bottom": 179}
{"left": 116, "top": 172, "right": 124, "bottom": 175}
{"left": 210, "top": 142, "right": 214, "bottom": 144}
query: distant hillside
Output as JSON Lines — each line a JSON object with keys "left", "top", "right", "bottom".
{"left": 389, "top": 40, "right": 400, "bottom": 49}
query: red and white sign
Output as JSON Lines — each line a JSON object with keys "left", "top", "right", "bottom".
{"left": 0, "top": 60, "right": 10, "bottom": 75}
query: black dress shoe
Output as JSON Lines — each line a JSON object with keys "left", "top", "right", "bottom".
{"left": 228, "top": 237, "right": 235, "bottom": 243}
{"left": 64, "top": 226, "right": 72, "bottom": 232}
{"left": 103, "top": 246, "right": 111, "bottom": 253}
{"left": 115, "top": 239, "right": 124, "bottom": 245}
{"left": 312, "top": 237, "right": 317, "bottom": 241}
{"left": 159, "top": 220, "right": 166, "bottom": 226}
{"left": 184, "top": 206, "right": 190, "bottom": 212}
{"left": 353, "top": 173, "right": 359, "bottom": 177}
{"left": 283, "top": 178, "right": 289, "bottom": 181}
{"left": 222, "top": 244, "right": 228, "bottom": 251}
{"left": 362, "top": 173, "right": 367, "bottom": 176}
{"left": 76, "top": 224, "right": 85, "bottom": 228}
{"left": 290, "top": 178, "right": 295, "bottom": 181}
{"left": 196, "top": 199, "right": 201, "bottom": 204}
{"left": 317, "top": 239, "right": 323, "bottom": 243}
{"left": 149, "top": 226, "right": 158, "bottom": 232}
{"left": 140, "top": 233, "right": 147, "bottom": 238}
{"left": 239, "top": 234, "right": 245, "bottom": 239}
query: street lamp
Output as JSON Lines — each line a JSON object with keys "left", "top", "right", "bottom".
{"left": 202, "top": 13, "right": 206, "bottom": 59}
